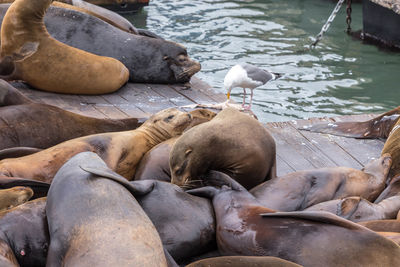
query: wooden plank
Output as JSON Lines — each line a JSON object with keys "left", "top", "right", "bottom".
{"left": 147, "top": 84, "right": 194, "bottom": 107}
{"left": 189, "top": 77, "right": 226, "bottom": 102}
{"left": 276, "top": 154, "right": 296, "bottom": 176}
{"left": 117, "top": 83, "right": 172, "bottom": 114}
{"left": 295, "top": 114, "right": 384, "bottom": 166}
{"left": 170, "top": 83, "right": 219, "bottom": 104}
{"left": 100, "top": 93, "right": 149, "bottom": 118}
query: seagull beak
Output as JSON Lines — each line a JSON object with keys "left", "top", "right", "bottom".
{"left": 227, "top": 92, "right": 230, "bottom": 99}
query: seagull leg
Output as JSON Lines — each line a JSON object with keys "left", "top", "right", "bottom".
{"left": 247, "top": 89, "right": 254, "bottom": 110}
{"left": 242, "top": 88, "right": 247, "bottom": 107}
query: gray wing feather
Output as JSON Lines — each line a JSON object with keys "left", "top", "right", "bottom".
{"left": 240, "top": 63, "right": 274, "bottom": 84}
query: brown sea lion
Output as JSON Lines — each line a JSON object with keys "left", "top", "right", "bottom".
{"left": 0, "top": 147, "right": 42, "bottom": 160}
{"left": 359, "top": 219, "right": 400, "bottom": 232}
{"left": 304, "top": 195, "right": 400, "bottom": 222}
{"left": 300, "top": 106, "right": 400, "bottom": 139}
{"left": 135, "top": 109, "right": 216, "bottom": 182}
{"left": 250, "top": 154, "right": 392, "bottom": 211}
{"left": 382, "top": 118, "right": 400, "bottom": 177}
{"left": 187, "top": 171, "right": 400, "bottom": 267}
{"left": 46, "top": 152, "right": 167, "bottom": 266}
{"left": 170, "top": 108, "right": 276, "bottom": 190}
{"left": 0, "top": 0, "right": 138, "bottom": 33}
{"left": 0, "top": 186, "right": 33, "bottom": 211}
{"left": 0, "top": 80, "right": 143, "bottom": 150}
{"left": 0, "top": 0, "right": 129, "bottom": 94}
{"left": 0, "top": 108, "right": 193, "bottom": 182}
{"left": 0, "top": 198, "right": 49, "bottom": 266}
{"left": 376, "top": 232, "right": 400, "bottom": 246}
{"left": 374, "top": 174, "right": 400, "bottom": 202}
{"left": 186, "top": 256, "right": 302, "bottom": 267}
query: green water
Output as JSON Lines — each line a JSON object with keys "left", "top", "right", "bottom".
{"left": 126, "top": 0, "right": 400, "bottom": 122}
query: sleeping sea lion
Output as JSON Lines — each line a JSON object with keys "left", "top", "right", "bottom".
{"left": 0, "top": 4, "right": 200, "bottom": 83}
{"left": 0, "top": 108, "right": 193, "bottom": 182}
{"left": 187, "top": 171, "right": 400, "bottom": 267}
{"left": 46, "top": 152, "right": 167, "bottom": 266}
{"left": 186, "top": 256, "right": 302, "bottom": 267}
{"left": 0, "top": 0, "right": 129, "bottom": 94}
{"left": 359, "top": 219, "right": 400, "bottom": 232}
{"left": 374, "top": 174, "right": 400, "bottom": 202}
{"left": 0, "top": 186, "right": 33, "bottom": 211}
{"left": 170, "top": 108, "right": 276, "bottom": 190}
{"left": 299, "top": 106, "right": 400, "bottom": 139}
{"left": 0, "top": 0, "right": 138, "bottom": 33}
{"left": 0, "top": 80, "right": 143, "bottom": 150}
{"left": 0, "top": 198, "right": 49, "bottom": 267}
{"left": 135, "top": 109, "right": 217, "bottom": 182}
{"left": 304, "top": 195, "right": 400, "bottom": 222}
{"left": 250, "top": 154, "right": 392, "bottom": 211}
{"left": 382, "top": 118, "right": 400, "bottom": 177}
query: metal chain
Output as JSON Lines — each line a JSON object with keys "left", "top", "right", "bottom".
{"left": 346, "top": 0, "right": 352, "bottom": 33}
{"left": 310, "top": 0, "right": 346, "bottom": 48}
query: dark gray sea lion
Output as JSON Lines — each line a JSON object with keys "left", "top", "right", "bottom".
{"left": 186, "top": 256, "right": 302, "bottom": 267}
{"left": 0, "top": 198, "right": 49, "bottom": 267}
{"left": 125, "top": 180, "right": 216, "bottom": 261}
{"left": 0, "top": 80, "right": 144, "bottom": 150}
{"left": 300, "top": 106, "right": 400, "bottom": 139}
{"left": 0, "top": 186, "right": 33, "bottom": 211}
{"left": 187, "top": 171, "right": 400, "bottom": 267}
{"left": 0, "top": 108, "right": 192, "bottom": 183}
{"left": 170, "top": 108, "right": 276, "bottom": 190}
{"left": 46, "top": 152, "right": 167, "bottom": 266}
{"left": 304, "top": 195, "right": 400, "bottom": 222}
{"left": 135, "top": 109, "right": 217, "bottom": 182}
{"left": 250, "top": 154, "right": 392, "bottom": 211}
{"left": 0, "top": 4, "right": 201, "bottom": 83}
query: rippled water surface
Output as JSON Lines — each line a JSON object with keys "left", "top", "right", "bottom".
{"left": 126, "top": 0, "right": 400, "bottom": 122}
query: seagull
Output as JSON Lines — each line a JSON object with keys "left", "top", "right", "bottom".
{"left": 224, "top": 63, "right": 281, "bottom": 110}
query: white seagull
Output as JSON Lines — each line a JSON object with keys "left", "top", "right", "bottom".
{"left": 224, "top": 63, "right": 281, "bottom": 109}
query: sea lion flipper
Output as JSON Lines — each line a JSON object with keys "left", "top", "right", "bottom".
{"left": 186, "top": 186, "right": 220, "bottom": 198}
{"left": 0, "top": 177, "right": 50, "bottom": 199}
{"left": 80, "top": 165, "right": 155, "bottom": 196}
{"left": 260, "top": 211, "right": 362, "bottom": 230}
{"left": 0, "top": 80, "right": 32, "bottom": 106}
{"left": 13, "top": 42, "right": 39, "bottom": 62}
{"left": 338, "top": 197, "right": 362, "bottom": 218}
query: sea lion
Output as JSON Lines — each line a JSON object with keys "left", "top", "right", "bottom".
{"left": 304, "top": 195, "right": 400, "bottom": 222}
{"left": 359, "top": 219, "right": 400, "bottom": 232}
{"left": 186, "top": 256, "right": 302, "bottom": 267}
{"left": 0, "top": 4, "right": 200, "bottom": 83}
{"left": 382, "top": 118, "right": 400, "bottom": 177}
{"left": 299, "top": 106, "right": 400, "bottom": 139}
{"left": 46, "top": 152, "right": 167, "bottom": 266}
{"left": 0, "top": 147, "right": 42, "bottom": 160}
{"left": 135, "top": 109, "right": 217, "bottom": 182}
{"left": 0, "top": 198, "right": 49, "bottom": 267}
{"left": 170, "top": 108, "right": 276, "bottom": 190}
{"left": 0, "top": 0, "right": 138, "bottom": 34}
{"left": 0, "top": 176, "right": 50, "bottom": 199}
{"left": 0, "top": 0, "right": 129, "bottom": 94}
{"left": 0, "top": 80, "right": 144, "bottom": 150}
{"left": 187, "top": 171, "right": 400, "bottom": 267}
{"left": 0, "top": 108, "right": 193, "bottom": 182}
{"left": 80, "top": 165, "right": 216, "bottom": 262}
{"left": 250, "top": 154, "right": 392, "bottom": 211}
{"left": 0, "top": 186, "right": 33, "bottom": 211}
{"left": 374, "top": 174, "right": 400, "bottom": 202}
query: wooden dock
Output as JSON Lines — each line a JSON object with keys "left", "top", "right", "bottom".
{"left": 13, "top": 77, "right": 385, "bottom": 177}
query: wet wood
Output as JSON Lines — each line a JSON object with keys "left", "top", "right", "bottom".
{"left": 12, "top": 77, "right": 385, "bottom": 177}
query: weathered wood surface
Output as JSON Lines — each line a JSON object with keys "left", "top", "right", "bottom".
{"left": 13, "top": 77, "right": 385, "bottom": 177}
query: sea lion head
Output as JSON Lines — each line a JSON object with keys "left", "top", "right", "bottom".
{"left": 362, "top": 153, "right": 392, "bottom": 182}
{"left": 141, "top": 108, "right": 193, "bottom": 143}
{"left": 161, "top": 41, "right": 201, "bottom": 83}
{"left": 0, "top": 186, "right": 34, "bottom": 211}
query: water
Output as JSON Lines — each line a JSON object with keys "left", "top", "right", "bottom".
{"left": 125, "top": 0, "right": 400, "bottom": 122}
